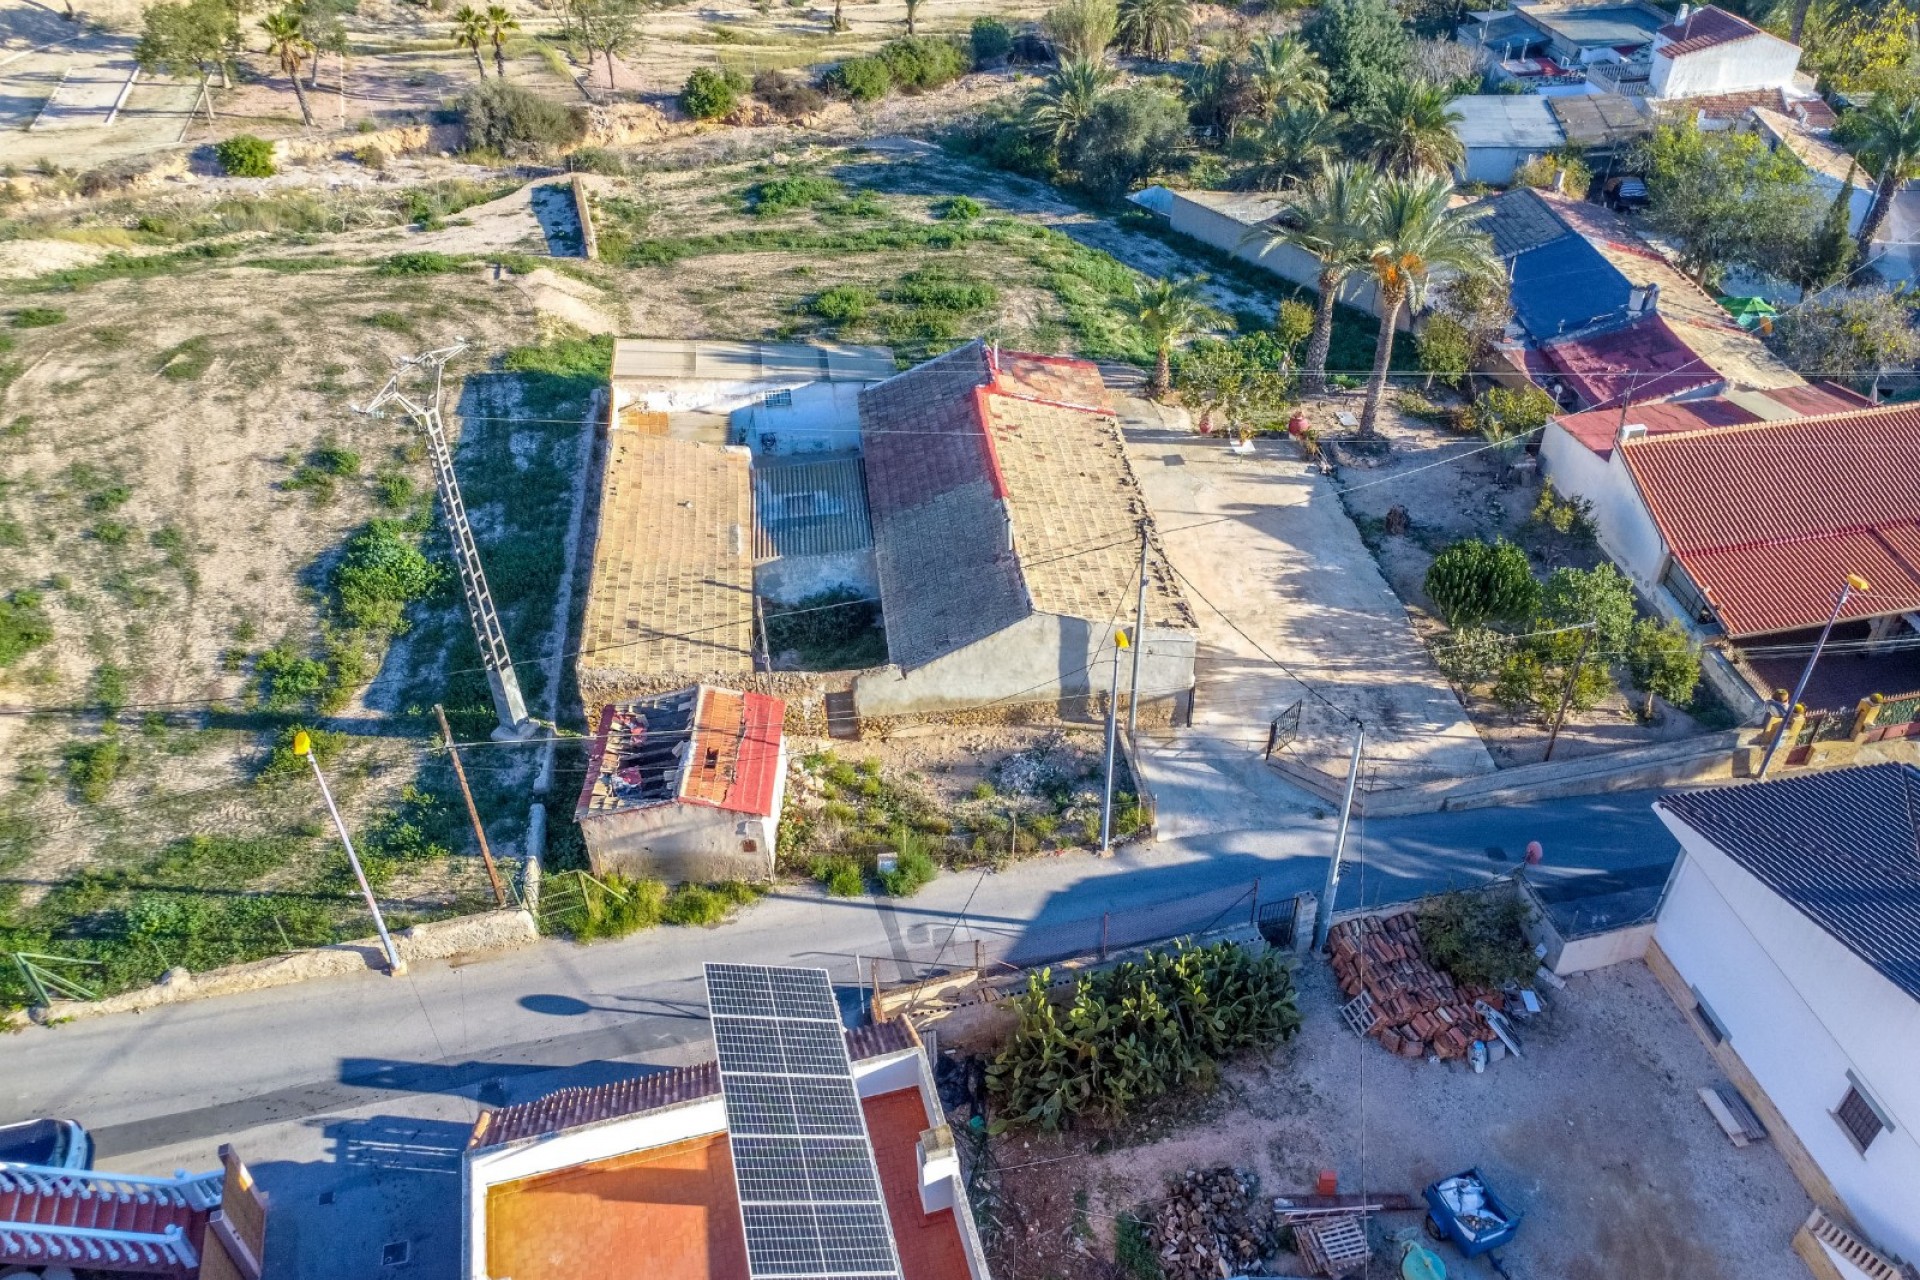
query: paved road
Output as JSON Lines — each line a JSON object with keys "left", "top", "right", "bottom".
{"left": 0, "top": 788, "right": 1679, "bottom": 1276}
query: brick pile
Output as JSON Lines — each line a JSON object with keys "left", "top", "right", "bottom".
{"left": 1328, "top": 914, "right": 1507, "bottom": 1061}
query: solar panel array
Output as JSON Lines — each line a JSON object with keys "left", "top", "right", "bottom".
{"left": 705, "top": 963, "right": 904, "bottom": 1280}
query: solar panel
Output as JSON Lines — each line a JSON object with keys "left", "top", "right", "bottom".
{"left": 705, "top": 964, "right": 903, "bottom": 1280}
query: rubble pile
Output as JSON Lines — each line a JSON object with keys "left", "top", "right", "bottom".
{"left": 1328, "top": 914, "right": 1507, "bottom": 1061}
{"left": 1145, "top": 1167, "right": 1276, "bottom": 1280}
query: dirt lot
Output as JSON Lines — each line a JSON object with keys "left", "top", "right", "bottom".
{"left": 980, "top": 958, "right": 1813, "bottom": 1280}
{"left": 1316, "top": 396, "right": 1735, "bottom": 768}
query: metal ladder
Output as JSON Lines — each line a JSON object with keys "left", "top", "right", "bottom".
{"left": 361, "top": 343, "right": 533, "bottom": 739}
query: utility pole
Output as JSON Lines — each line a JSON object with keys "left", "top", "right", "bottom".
{"left": 1543, "top": 623, "right": 1596, "bottom": 762}
{"left": 1126, "top": 524, "right": 1149, "bottom": 739}
{"left": 1312, "top": 724, "right": 1365, "bottom": 952}
{"left": 435, "top": 704, "right": 506, "bottom": 907}
{"left": 1098, "top": 626, "right": 1130, "bottom": 854}
{"left": 1758, "top": 574, "right": 1870, "bottom": 779}
{"left": 294, "top": 731, "right": 406, "bottom": 976}
{"left": 359, "top": 342, "right": 535, "bottom": 740}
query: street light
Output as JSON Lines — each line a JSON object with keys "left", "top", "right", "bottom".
{"left": 1756, "top": 575, "right": 1870, "bottom": 780}
{"left": 294, "top": 731, "right": 407, "bottom": 976}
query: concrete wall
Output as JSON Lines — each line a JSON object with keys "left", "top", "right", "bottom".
{"left": 1653, "top": 813, "right": 1920, "bottom": 1261}
{"left": 1538, "top": 423, "right": 1672, "bottom": 589}
{"left": 731, "top": 382, "right": 867, "bottom": 456}
{"left": 755, "top": 549, "right": 878, "bottom": 608}
{"left": 1165, "top": 193, "right": 1411, "bottom": 329}
{"left": 1462, "top": 145, "right": 1546, "bottom": 186}
{"left": 1651, "top": 36, "right": 1800, "bottom": 99}
{"left": 852, "top": 612, "right": 1198, "bottom": 721}
{"left": 580, "top": 750, "right": 786, "bottom": 884}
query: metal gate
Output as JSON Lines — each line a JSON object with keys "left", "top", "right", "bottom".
{"left": 1256, "top": 894, "right": 1301, "bottom": 949}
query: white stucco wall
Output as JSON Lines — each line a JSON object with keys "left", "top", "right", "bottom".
{"left": 579, "top": 744, "right": 787, "bottom": 883}
{"left": 1538, "top": 424, "right": 1671, "bottom": 590}
{"left": 1650, "top": 35, "right": 1801, "bottom": 98}
{"left": 853, "top": 612, "right": 1198, "bottom": 720}
{"left": 1653, "top": 811, "right": 1920, "bottom": 1261}
{"left": 1462, "top": 145, "right": 1544, "bottom": 186}
{"left": 1165, "top": 193, "right": 1411, "bottom": 329}
{"left": 732, "top": 382, "right": 868, "bottom": 455}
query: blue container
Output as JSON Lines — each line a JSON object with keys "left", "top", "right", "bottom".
{"left": 1422, "top": 1168, "right": 1520, "bottom": 1258}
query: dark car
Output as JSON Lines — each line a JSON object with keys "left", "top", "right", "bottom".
{"left": 0, "top": 1118, "right": 94, "bottom": 1169}
{"left": 1605, "top": 176, "right": 1650, "bottom": 210}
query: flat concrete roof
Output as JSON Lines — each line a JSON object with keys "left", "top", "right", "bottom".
{"left": 611, "top": 339, "right": 896, "bottom": 384}
{"left": 1450, "top": 94, "right": 1567, "bottom": 149}
{"left": 1518, "top": 2, "right": 1668, "bottom": 46}
{"left": 1166, "top": 187, "right": 1289, "bottom": 227}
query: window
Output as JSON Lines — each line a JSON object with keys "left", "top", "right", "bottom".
{"left": 1689, "top": 986, "right": 1727, "bottom": 1044}
{"left": 1835, "top": 1083, "right": 1889, "bottom": 1154}
{"left": 761, "top": 389, "right": 793, "bottom": 409}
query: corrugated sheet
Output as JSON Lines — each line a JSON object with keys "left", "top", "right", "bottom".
{"left": 612, "top": 339, "right": 896, "bottom": 384}
{"left": 752, "top": 454, "right": 875, "bottom": 561}
{"left": 1623, "top": 404, "right": 1920, "bottom": 636}
{"left": 1658, "top": 764, "right": 1920, "bottom": 1000}
{"left": 473, "top": 1021, "right": 918, "bottom": 1148}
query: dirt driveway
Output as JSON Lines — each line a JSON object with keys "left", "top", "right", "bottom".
{"left": 1120, "top": 395, "right": 1492, "bottom": 838}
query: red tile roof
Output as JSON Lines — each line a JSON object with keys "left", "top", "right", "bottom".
{"left": 473, "top": 1020, "right": 919, "bottom": 1148}
{"left": 1555, "top": 396, "right": 1760, "bottom": 458}
{"left": 1656, "top": 5, "right": 1767, "bottom": 56}
{"left": 1622, "top": 404, "right": 1920, "bottom": 637}
{"left": 866, "top": 1087, "right": 976, "bottom": 1280}
{"left": 1540, "top": 315, "right": 1721, "bottom": 409}
{"left": 1762, "top": 381, "right": 1875, "bottom": 416}
{"left": 683, "top": 687, "right": 785, "bottom": 817}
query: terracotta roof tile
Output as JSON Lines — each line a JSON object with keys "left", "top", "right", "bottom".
{"left": 1540, "top": 315, "right": 1720, "bottom": 408}
{"left": 1621, "top": 403, "right": 1920, "bottom": 636}
{"left": 1656, "top": 5, "right": 1768, "bottom": 56}
{"left": 1554, "top": 396, "right": 1760, "bottom": 457}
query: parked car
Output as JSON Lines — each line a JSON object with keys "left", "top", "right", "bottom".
{"left": 1604, "top": 176, "right": 1650, "bottom": 210}
{"left": 0, "top": 1118, "right": 94, "bottom": 1170}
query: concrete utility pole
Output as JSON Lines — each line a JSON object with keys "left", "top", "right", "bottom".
{"left": 294, "top": 731, "right": 405, "bottom": 976}
{"left": 1126, "top": 524, "right": 1149, "bottom": 739}
{"left": 360, "top": 342, "right": 535, "bottom": 740}
{"left": 1098, "top": 626, "right": 1130, "bottom": 854}
{"left": 1312, "top": 724, "right": 1366, "bottom": 952}
{"left": 1758, "top": 574, "right": 1870, "bottom": 779}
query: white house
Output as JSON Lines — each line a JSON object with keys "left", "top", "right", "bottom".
{"left": 574, "top": 684, "right": 788, "bottom": 883}
{"left": 1652, "top": 765, "right": 1920, "bottom": 1268}
{"left": 1648, "top": 4, "right": 1802, "bottom": 99}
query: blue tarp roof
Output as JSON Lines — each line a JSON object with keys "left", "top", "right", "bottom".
{"left": 1508, "top": 234, "right": 1631, "bottom": 339}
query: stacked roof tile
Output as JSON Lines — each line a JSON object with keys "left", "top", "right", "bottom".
{"left": 1328, "top": 914, "right": 1509, "bottom": 1062}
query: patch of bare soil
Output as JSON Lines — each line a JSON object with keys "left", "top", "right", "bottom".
{"left": 1322, "top": 395, "right": 1723, "bottom": 767}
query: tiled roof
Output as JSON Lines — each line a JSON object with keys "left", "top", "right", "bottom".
{"left": 473, "top": 1020, "right": 918, "bottom": 1149}
{"left": 861, "top": 342, "right": 1192, "bottom": 670}
{"left": 1657, "top": 764, "right": 1920, "bottom": 1001}
{"left": 1554, "top": 396, "right": 1759, "bottom": 457}
{"left": 1656, "top": 5, "right": 1766, "bottom": 56}
{"left": 679, "top": 687, "right": 784, "bottom": 816}
{"left": 1758, "top": 382, "right": 1874, "bottom": 416}
{"left": 1621, "top": 403, "right": 1920, "bottom": 636}
{"left": 1751, "top": 106, "right": 1875, "bottom": 187}
{"left": 1658, "top": 87, "right": 1791, "bottom": 121}
{"left": 579, "top": 436, "right": 756, "bottom": 684}
{"left": 1478, "top": 186, "right": 1572, "bottom": 259}
{"left": 1540, "top": 314, "right": 1720, "bottom": 407}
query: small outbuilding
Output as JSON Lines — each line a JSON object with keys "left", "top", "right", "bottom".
{"left": 574, "top": 684, "right": 787, "bottom": 883}
{"left": 1449, "top": 95, "right": 1567, "bottom": 185}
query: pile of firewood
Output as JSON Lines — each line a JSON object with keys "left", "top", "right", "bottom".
{"left": 1145, "top": 1167, "right": 1275, "bottom": 1280}
{"left": 1328, "top": 914, "right": 1507, "bottom": 1061}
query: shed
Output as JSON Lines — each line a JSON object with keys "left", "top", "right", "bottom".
{"left": 1449, "top": 95, "right": 1567, "bottom": 185}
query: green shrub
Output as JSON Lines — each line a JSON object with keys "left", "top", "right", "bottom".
{"left": 749, "top": 172, "right": 845, "bottom": 215}
{"left": 1416, "top": 888, "right": 1538, "bottom": 987}
{"left": 665, "top": 879, "right": 763, "bottom": 925}
{"left": 1541, "top": 562, "right": 1637, "bottom": 656}
{"left": 567, "top": 146, "right": 629, "bottom": 176}
{"left": 878, "top": 847, "right": 937, "bottom": 896}
{"left": 877, "top": 36, "right": 968, "bottom": 92}
{"left": 256, "top": 722, "right": 345, "bottom": 781}
{"left": 214, "top": 134, "right": 276, "bottom": 178}
{"left": 831, "top": 56, "right": 893, "bottom": 102}
{"left": 971, "top": 16, "right": 1013, "bottom": 65}
{"left": 64, "top": 732, "right": 124, "bottom": 804}
{"left": 376, "top": 251, "right": 462, "bottom": 276}
{"left": 813, "top": 284, "right": 876, "bottom": 323}
{"left": 331, "top": 520, "right": 438, "bottom": 633}
{"left": 11, "top": 306, "right": 65, "bottom": 328}
{"left": 1424, "top": 538, "right": 1539, "bottom": 629}
{"left": 1466, "top": 383, "right": 1558, "bottom": 443}
{"left": 549, "top": 871, "right": 667, "bottom": 940}
{"left": 1066, "top": 86, "right": 1188, "bottom": 205}
{"left": 681, "top": 65, "right": 746, "bottom": 120}
{"left": 988, "top": 941, "right": 1301, "bottom": 1130}
{"left": 458, "top": 79, "right": 587, "bottom": 156}
{"left": 0, "top": 590, "right": 52, "bottom": 667}
{"left": 1431, "top": 626, "right": 1507, "bottom": 690}
{"left": 1627, "top": 618, "right": 1701, "bottom": 718}
{"left": 938, "top": 195, "right": 984, "bottom": 221}
{"left": 812, "top": 855, "right": 867, "bottom": 897}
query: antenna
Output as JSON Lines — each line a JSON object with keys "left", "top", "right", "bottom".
{"left": 360, "top": 342, "right": 536, "bottom": 740}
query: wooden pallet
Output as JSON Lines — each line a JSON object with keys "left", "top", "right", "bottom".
{"left": 1294, "top": 1214, "right": 1371, "bottom": 1277}
{"left": 1698, "top": 1083, "right": 1767, "bottom": 1146}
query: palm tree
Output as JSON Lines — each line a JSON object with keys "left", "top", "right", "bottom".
{"left": 453, "top": 5, "right": 488, "bottom": 78}
{"left": 259, "top": 9, "right": 314, "bottom": 126}
{"left": 1356, "top": 174, "right": 1495, "bottom": 435}
{"left": 1135, "top": 275, "right": 1211, "bottom": 397}
{"left": 1027, "top": 56, "right": 1114, "bottom": 151}
{"left": 1357, "top": 77, "right": 1465, "bottom": 178}
{"left": 484, "top": 4, "right": 518, "bottom": 78}
{"left": 1850, "top": 95, "right": 1920, "bottom": 258}
{"left": 1116, "top": 0, "right": 1191, "bottom": 60}
{"left": 1238, "top": 103, "right": 1338, "bottom": 191}
{"left": 1245, "top": 34, "right": 1326, "bottom": 116}
{"left": 1245, "top": 162, "right": 1378, "bottom": 395}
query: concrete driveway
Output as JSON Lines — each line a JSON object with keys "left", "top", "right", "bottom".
{"left": 1120, "top": 401, "right": 1492, "bottom": 840}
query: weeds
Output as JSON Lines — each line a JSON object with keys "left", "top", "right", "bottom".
{"left": 11, "top": 306, "right": 64, "bottom": 328}
{"left": 155, "top": 336, "right": 215, "bottom": 381}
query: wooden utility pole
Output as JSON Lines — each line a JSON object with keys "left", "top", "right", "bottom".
{"left": 1543, "top": 625, "right": 1595, "bottom": 763}
{"left": 436, "top": 704, "right": 507, "bottom": 906}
